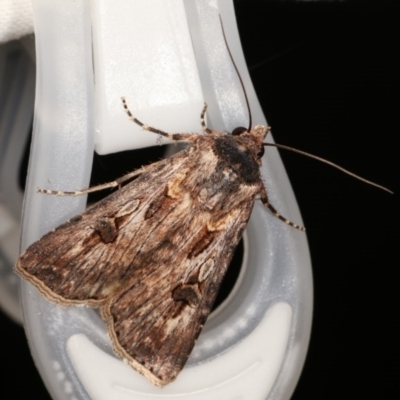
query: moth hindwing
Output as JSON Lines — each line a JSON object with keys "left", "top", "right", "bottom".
{"left": 15, "top": 100, "right": 303, "bottom": 386}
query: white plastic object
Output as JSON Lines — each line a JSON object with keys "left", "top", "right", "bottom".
{"left": 12, "top": 0, "right": 312, "bottom": 399}
{"left": 0, "top": 38, "right": 35, "bottom": 322}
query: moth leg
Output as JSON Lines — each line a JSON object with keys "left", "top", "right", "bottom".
{"left": 37, "top": 164, "right": 154, "bottom": 196}
{"left": 200, "top": 102, "right": 212, "bottom": 134}
{"left": 121, "top": 97, "right": 194, "bottom": 142}
{"left": 259, "top": 187, "right": 305, "bottom": 231}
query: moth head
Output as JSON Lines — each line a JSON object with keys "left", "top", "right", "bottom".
{"left": 231, "top": 125, "right": 270, "bottom": 162}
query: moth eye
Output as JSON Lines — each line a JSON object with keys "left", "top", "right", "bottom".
{"left": 257, "top": 146, "right": 265, "bottom": 158}
{"left": 231, "top": 127, "right": 247, "bottom": 136}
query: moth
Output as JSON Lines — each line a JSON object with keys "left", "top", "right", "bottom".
{"left": 15, "top": 97, "right": 391, "bottom": 387}
{"left": 15, "top": 23, "right": 392, "bottom": 388}
{"left": 15, "top": 97, "right": 307, "bottom": 386}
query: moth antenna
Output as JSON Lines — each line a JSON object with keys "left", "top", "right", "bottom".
{"left": 264, "top": 142, "right": 393, "bottom": 194}
{"left": 219, "top": 15, "right": 252, "bottom": 132}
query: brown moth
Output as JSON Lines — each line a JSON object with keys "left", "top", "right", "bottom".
{"left": 15, "top": 94, "right": 392, "bottom": 386}
{"left": 15, "top": 98, "right": 306, "bottom": 387}
{"left": 15, "top": 13, "right": 394, "bottom": 387}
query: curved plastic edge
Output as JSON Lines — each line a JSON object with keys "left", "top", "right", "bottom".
{"left": 67, "top": 302, "right": 292, "bottom": 400}
{"left": 0, "top": 39, "right": 35, "bottom": 323}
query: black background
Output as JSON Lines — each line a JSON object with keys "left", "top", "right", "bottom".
{"left": 1, "top": 1, "right": 397, "bottom": 399}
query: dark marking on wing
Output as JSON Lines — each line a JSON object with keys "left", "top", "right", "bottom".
{"left": 172, "top": 283, "right": 201, "bottom": 308}
{"left": 145, "top": 189, "right": 176, "bottom": 220}
{"left": 188, "top": 228, "right": 218, "bottom": 259}
{"left": 94, "top": 217, "right": 118, "bottom": 243}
